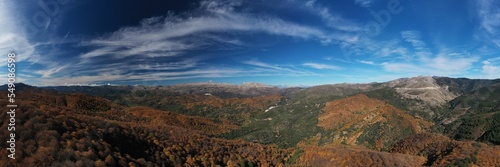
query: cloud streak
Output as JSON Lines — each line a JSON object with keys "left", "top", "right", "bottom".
{"left": 477, "top": 0, "right": 500, "bottom": 35}
{"left": 43, "top": 0, "right": 355, "bottom": 84}
{"left": 401, "top": 30, "right": 432, "bottom": 58}
{"left": 381, "top": 52, "right": 478, "bottom": 76}
{"left": 243, "top": 59, "right": 318, "bottom": 76}
{"left": 476, "top": 0, "right": 500, "bottom": 48}
{"left": 0, "top": 1, "right": 36, "bottom": 64}
{"left": 306, "top": 0, "right": 363, "bottom": 32}
{"left": 357, "top": 60, "right": 375, "bottom": 65}
{"left": 374, "top": 30, "right": 481, "bottom": 77}
{"left": 303, "top": 62, "right": 342, "bottom": 70}
{"left": 80, "top": 1, "right": 334, "bottom": 59}
{"left": 354, "top": 0, "right": 373, "bottom": 8}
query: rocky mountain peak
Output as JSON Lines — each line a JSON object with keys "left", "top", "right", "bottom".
{"left": 387, "top": 76, "right": 457, "bottom": 106}
{"left": 387, "top": 76, "right": 435, "bottom": 88}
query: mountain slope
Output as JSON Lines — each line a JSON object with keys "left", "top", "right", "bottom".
{"left": 390, "top": 133, "right": 500, "bottom": 166}
{"left": 0, "top": 87, "right": 291, "bottom": 166}
{"left": 408, "top": 77, "right": 500, "bottom": 144}
{"left": 296, "top": 145, "right": 426, "bottom": 167}
{"left": 315, "top": 94, "right": 432, "bottom": 150}
{"left": 220, "top": 83, "right": 378, "bottom": 148}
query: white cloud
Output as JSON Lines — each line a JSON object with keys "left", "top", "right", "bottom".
{"left": 482, "top": 58, "right": 500, "bottom": 79}
{"left": 379, "top": 46, "right": 409, "bottom": 57}
{"left": 354, "top": 0, "right": 373, "bottom": 8}
{"left": 39, "top": 57, "right": 320, "bottom": 85}
{"left": 243, "top": 60, "right": 287, "bottom": 71}
{"left": 424, "top": 55, "right": 478, "bottom": 72}
{"left": 401, "top": 30, "right": 432, "bottom": 58}
{"left": 381, "top": 53, "right": 479, "bottom": 76}
{"left": 0, "top": 1, "right": 36, "bottom": 63}
{"left": 381, "top": 62, "right": 425, "bottom": 73}
{"left": 358, "top": 60, "right": 375, "bottom": 65}
{"left": 0, "top": 1, "right": 39, "bottom": 85}
{"left": 303, "top": 62, "right": 341, "bottom": 70}
{"left": 39, "top": 68, "right": 245, "bottom": 85}
{"left": 80, "top": 1, "right": 336, "bottom": 59}
{"left": 243, "top": 59, "right": 316, "bottom": 75}
{"left": 52, "top": 0, "right": 346, "bottom": 84}
{"left": 482, "top": 61, "right": 499, "bottom": 78}
{"left": 34, "top": 65, "right": 68, "bottom": 78}
{"left": 305, "top": 0, "right": 363, "bottom": 32}
{"left": 200, "top": 0, "right": 243, "bottom": 14}
{"left": 64, "top": 0, "right": 359, "bottom": 84}
{"left": 477, "top": 0, "right": 500, "bottom": 35}
{"left": 475, "top": 0, "right": 500, "bottom": 48}
{"left": 28, "top": 0, "right": 360, "bottom": 85}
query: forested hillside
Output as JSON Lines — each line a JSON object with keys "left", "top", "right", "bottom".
{"left": 0, "top": 85, "right": 291, "bottom": 167}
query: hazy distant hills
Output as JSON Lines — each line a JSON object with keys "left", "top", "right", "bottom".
{"left": 2, "top": 76, "right": 500, "bottom": 166}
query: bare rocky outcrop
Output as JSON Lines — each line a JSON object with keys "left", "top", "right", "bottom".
{"left": 387, "top": 76, "right": 458, "bottom": 106}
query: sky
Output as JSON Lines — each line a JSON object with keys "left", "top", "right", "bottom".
{"left": 1, "top": 0, "right": 499, "bottom": 86}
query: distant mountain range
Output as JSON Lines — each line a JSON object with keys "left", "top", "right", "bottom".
{"left": 1, "top": 76, "right": 500, "bottom": 166}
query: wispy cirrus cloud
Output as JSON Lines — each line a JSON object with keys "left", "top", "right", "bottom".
{"left": 48, "top": 0, "right": 356, "bottom": 84}
{"left": 0, "top": 1, "right": 82, "bottom": 85}
{"left": 14, "top": 0, "right": 334, "bottom": 85}
{"left": 302, "top": 62, "right": 342, "bottom": 70}
{"left": 80, "top": 0, "right": 334, "bottom": 59}
{"left": 381, "top": 62, "right": 424, "bottom": 73}
{"left": 357, "top": 60, "right": 375, "bottom": 65}
{"left": 475, "top": 0, "right": 500, "bottom": 48}
{"left": 40, "top": 68, "right": 245, "bottom": 85}
{"left": 0, "top": 1, "right": 41, "bottom": 85}
{"left": 243, "top": 59, "right": 318, "bottom": 76}
{"left": 16, "top": 0, "right": 493, "bottom": 86}
{"left": 379, "top": 47, "right": 409, "bottom": 58}
{"left": 466, "top": 0, "right": 500, "bottom": 81}
{"left": 34, "top": 65, "right": 68, "bottom": 78}
{"left": 401, "top": 30, "right": 432, "bottom": 58}
{"left": 354, "top": 0, "right": 373, "bottom": 8}
{"left": 381, "top": 52, "right": 478, "bottom": 76}
{"left": 424, "top": 54, "right": 478, "bottom": 73}
{"left": 0, "top": 1, "right": 36, "bottom": 63}
{"left": 305, "top": 0, "right": 363, "bottom": 33}
{"left": 371, "top": 30, "right": 478, "bottom": 75}
{"left": 42, "top": 57, "right": 327, "bottom": 85}
{"left": 477, "top": 0, "right": 500, "bottom": 35}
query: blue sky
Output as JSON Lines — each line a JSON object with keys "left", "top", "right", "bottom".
{"left": 1, "top": 0, "right": 499, "bottom": 86}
